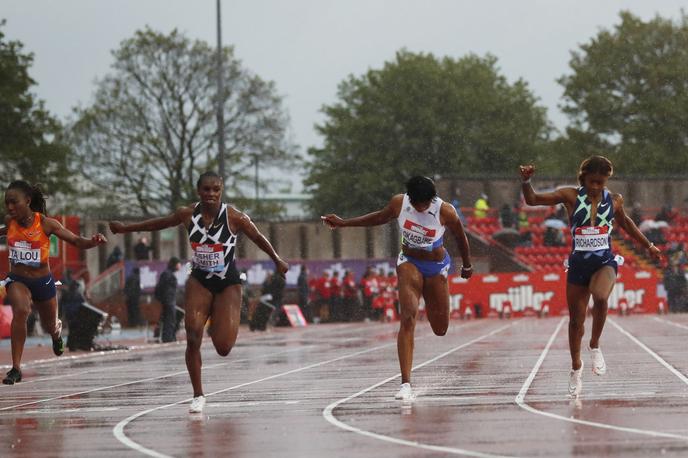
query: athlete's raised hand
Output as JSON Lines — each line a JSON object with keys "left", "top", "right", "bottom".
{"left": 519, "top": 165, "right": 535, "bottom": 182}
{"left": 321, "top": 214, "right": 344, "bottom": 229}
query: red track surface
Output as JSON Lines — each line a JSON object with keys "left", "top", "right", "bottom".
{"left": 2, "top": 316, "right": 688, "bottom": 457}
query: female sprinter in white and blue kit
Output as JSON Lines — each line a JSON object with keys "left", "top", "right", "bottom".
{"left": 321, "top": 176, "right": 472, "bottom": 400}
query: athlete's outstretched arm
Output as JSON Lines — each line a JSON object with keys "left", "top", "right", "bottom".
{"left": 519, "top": 165, "right": 575, "bottom": 207}
{"left": 109, "top": 207, "right": 192, "bottom": 234}
{"left": 43, "top": 217, "right": 107, "bottom": 249}
{"left": 234, "top": 210, "right": 289, "bottom": 277}
{"left": 321, "top": 194, "right": 403, "bottom": 229}
{"left": 441, "top": 202, "right": 472, "bottom": 279}
{"left": 612, "top": 194, "right": 662, "bottom": 261}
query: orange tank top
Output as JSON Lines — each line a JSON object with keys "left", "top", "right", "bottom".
{"left": 7, "top": 213, "right": 50, "bottom": 267}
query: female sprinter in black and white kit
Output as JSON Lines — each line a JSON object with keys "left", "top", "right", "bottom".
{"left": 322, "top": 176, "right": 472, "bottom": 400}
{"left": 109, "top": 172, "right": 288, "bottom": 413}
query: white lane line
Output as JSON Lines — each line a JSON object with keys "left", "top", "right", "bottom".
{"left": 652, "top": 316, "right": 688, "bottom": 332}
{"left": 0, "top": 348, "right": 133, "bottom": 371}
{"left": 516, "top": 317, "right": 688, "bottom": 441}
{"left": 23, "top": 407, "right": 121, "bottom": 415}
{"left": 608, "top": 318, "right": 688, "bottom": 386}
{"left": 515, "top": 318, "right": 565, "bottom": 405}
{"left": 113, "top": 336, "right": 409, "bottom": 458}
{"left": 0, "top": 320, "right": 414, "bottom": 412}
{"left": 0, "top": 346, "right": 307, "bottom": 412}
{"left": 323, "top": 323, "right": 516, "bottom": 458}
{"left": 0, "top": 365, "right": 129, "bottom": 388}
{"left": 0, "top": 322, "right": 413, "bottom": 410}
{"left": 0, "top": 321, "right": 397, "bottom": 372}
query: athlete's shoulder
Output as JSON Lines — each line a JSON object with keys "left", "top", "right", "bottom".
{"left": 439, "top": 200, "right": 456, "bottom": 214}
{"left": 225, "top": 204, "right": 250, "bottom": 225}
{"left": 176, "top": 204, "right": 195, "bottom": 216}
{"left": 225, "top": 203, "right": 243, "bottom": 217}
{"left": 391, "top": 194, "right": 405, "bottom": 204}
{"left": 40, "top": 214, "right": 60, "bottom": 229}
{"left": 387, "top": 194, "right": 405, "bottom": 212}
{"left": 557, "top": 186, "right": 580, "bottom": 204}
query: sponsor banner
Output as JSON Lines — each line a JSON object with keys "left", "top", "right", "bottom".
{"left": 124, "top": 260, "right": 659, "bottom": 317}
{"left": 125, "top": 258, "right": 423, "bottom": 290}
{"left": 448, "top": 266, "right": 660, "bottom": 316}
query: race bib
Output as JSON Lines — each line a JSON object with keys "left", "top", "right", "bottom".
{"left": 573, "top": 226, "right": 610, "bottom": 252}
{"left": 401, "top": 219, "right": 436, "bottom": 249}
{"left": 8, "top": 240, "right": 41, "bottom": 267}
{"left": 191, "top": 243, "right": 225, "bottom": 272}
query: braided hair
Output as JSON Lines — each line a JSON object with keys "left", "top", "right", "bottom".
{"left": 7, "top": 180, "right": 47, "bottom": 214}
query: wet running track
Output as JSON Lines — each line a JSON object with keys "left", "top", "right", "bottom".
{"left": 2, "top": 315, "right": 688, "bottom": 457}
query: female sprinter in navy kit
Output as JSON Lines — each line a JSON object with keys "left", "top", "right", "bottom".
{"left": 2, "top": 180, "right": 107, "bottom": 384}
{"left": 321, "top": 176, "right": 472, "bottom": 401}
{"left": 520, "top": 156, "right": 661, "bottom": 396}
{"left": 109, "top": 172, "right": 288, "bottom": 413}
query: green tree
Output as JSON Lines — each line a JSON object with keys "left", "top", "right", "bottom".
{"left": 0, "top": 20, "right": 73, "bottom": 200}
{"left": 559, "top": 11, "right": 688, "bottom": 175}
{"left": 306, "top": 50, "right": 550, "bottom": 216}
{"left": 69, "top": 27, "right": 296, "bottom": 216}
{"left": 535, "top": 128, "right": 610, "bottom": 177}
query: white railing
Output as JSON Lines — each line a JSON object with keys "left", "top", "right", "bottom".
{"left": 87, "top": 261, "right": 125, "bottom": 304}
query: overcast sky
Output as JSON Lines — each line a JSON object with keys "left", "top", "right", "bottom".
{"left": 4, "top": 1, "right": 687, "bottom": 190}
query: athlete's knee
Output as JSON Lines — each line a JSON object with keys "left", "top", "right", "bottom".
{"left": 185, "top": 328, "right": 204, "bottom": 349}
{"left": 399, "top": 311, "right": 416, "bottom": 329}
{"left": 568, "top": 314, "right": 585, "bottom": 330}
{"left": 215, "top": 343, "right": 233, "bottom": 357}
{"left": 431, "top": 323, "right": 448, "bottom": 336}
{"left": 11, "top": 303, "right": 31, "bottom": 321}
{"left": 591, "top": 296, "right": 608, "bottom": 309}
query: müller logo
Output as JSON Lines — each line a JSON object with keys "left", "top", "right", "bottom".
{"left": 489, "top": 285, "right": 554, "bottom": 312}
{"left": 193, "top": 243, "right": 220, "bottom": 253}
{"left": 403, "top": 220, "right": 436, "bottom": 237}
{"left": 577, "top": 226, "right": 608, "bottom": 235}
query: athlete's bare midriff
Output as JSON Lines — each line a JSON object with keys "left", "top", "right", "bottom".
{"left": 401, "top": 244, "right": 446, "bottom": 262}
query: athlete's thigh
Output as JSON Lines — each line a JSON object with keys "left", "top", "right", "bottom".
{"left": 396, "top": 262, "right": 423, "bottom": 315}
{"left": 209, "top": 284, "right": 242, "bottom": 347}
{"left": 184, "top": 276, "right": 214, "bottom": 331}
{"left": 6, "top": 281, "right": 32, "bottom": 313}
{"left": 422, "top": 274, "right": 450, "bottom": 323}
{"left": 588, "top": 266, "right": 616, "bottom": 301}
